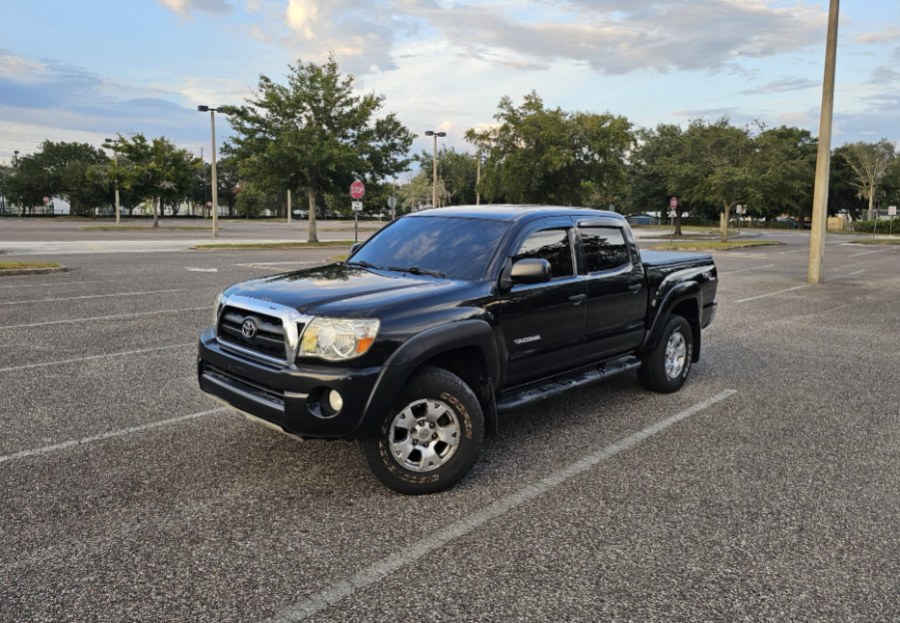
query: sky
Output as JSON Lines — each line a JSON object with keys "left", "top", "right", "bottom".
{"left": 2, "top": 0, "right": 900, "bottom": 168}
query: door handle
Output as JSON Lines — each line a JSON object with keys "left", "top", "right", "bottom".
{"left": 627, "top": 284, "right": 642, "bottom": 294}
{"left": 569, "top": 294, "right": 587, "bottom": 305}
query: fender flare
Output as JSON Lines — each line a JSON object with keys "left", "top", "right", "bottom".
{"left": 639, "top": 282, "right": 702, "bottom": 355}
{"left": 354, "top": 320, "right": 500, "bottom": 436}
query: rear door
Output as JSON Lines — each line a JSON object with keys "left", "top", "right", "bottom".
{"left": 496, "top": 217, "right": 587, "bottom": 387}
{"left": 577, "top": 221, "right": 647, "bottom": 359}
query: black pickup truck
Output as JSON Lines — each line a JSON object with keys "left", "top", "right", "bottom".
{"left": 198, "top": 206, "right": 717, "bottom": 494}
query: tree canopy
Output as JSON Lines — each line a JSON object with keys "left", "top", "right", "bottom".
{"left": 223, "top": 54, "right": 415, "bottom": 241}
{"left": 466, "top": 92, "right": 633, "bottom": 207}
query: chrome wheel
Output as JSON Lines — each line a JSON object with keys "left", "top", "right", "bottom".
{"left": 388, "top": 398, "right": 460, "bottom": 473}
{"left": 664, "top": 330, "right": 687, "bottom": 379}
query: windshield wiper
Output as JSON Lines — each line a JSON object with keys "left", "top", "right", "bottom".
{"left": 347, "top": 260, "right": 381, "bottom": 270}
{"left": 388, "top": 266, "right": 446, "bottom": 278}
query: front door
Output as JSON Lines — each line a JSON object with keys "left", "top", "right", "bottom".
{"left": 496, "top": 221, "right": 587, "bottom": 387}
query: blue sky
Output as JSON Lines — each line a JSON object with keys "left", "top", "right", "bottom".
{"left": 1, "top": 0, "right": 899, "bottom": 167}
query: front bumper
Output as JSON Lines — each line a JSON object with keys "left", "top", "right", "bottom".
{"left": 197, "top": 327, "right": 383, "bottom": 438}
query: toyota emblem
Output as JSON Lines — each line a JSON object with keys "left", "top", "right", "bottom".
{"left": 241, "top": 318, "right": 258, "bottom": 339}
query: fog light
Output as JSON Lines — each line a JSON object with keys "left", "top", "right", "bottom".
{"left": 328, "top": 389, "right": 344, "bottom": 413}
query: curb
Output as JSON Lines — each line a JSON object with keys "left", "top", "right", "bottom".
{"left": 0, "top": 266, "right": 69, "bottom": 277}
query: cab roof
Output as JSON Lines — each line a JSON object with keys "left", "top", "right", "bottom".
{"left": 407, "top": 204, "right": 624, "bottom": 223}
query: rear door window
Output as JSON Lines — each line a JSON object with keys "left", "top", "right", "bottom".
{"left": 580, "top": 227, "right": 630, "bottom": 273}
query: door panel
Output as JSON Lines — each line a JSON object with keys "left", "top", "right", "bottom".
{"left": 496, "top": 223, "right": 586, "bottom": 387}
{"left": 579, "top": 226, "right": 646, "bottom": 358}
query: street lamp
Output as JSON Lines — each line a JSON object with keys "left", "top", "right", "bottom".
{"left": 104, "top": 138, "right": 121, "bottom": 225}
{"left": 197, "top": 105, "right": 220, "bottom": 238}
{"left": 424, "top": 130, "right": 446, "bottom": 208}
{"left": 13, "top": 150, "right": 20, "bottom": 217}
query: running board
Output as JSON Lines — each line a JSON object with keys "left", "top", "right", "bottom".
{"left": 497, "top": 356, "right": 641, "bottom": 413}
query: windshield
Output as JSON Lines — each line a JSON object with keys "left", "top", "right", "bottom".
{"left": 349, "top": 215, "right": 508, "bottom": 281}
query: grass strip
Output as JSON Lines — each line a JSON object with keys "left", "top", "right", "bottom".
{"left": 192, "top": 241, "right": 355, "bottom": 250}
{"left": 81, "top": 225, "right": 214, "bottom": 231}
{"left": 851, "top": 238, "right": 900, "bottom": 245}
{"left": 0, "top": 261, "right": 63, "bottom": 271}
{"left": 648, "top": 240, "right": 782, "bottom": 251}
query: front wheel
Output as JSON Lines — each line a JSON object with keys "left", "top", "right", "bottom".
{"left": 638, "top": 315, "right": 693, "bottom": 393}
{"left": 360, "top": 366, "right": 484, "bottom": 494}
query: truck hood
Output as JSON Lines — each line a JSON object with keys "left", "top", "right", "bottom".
{"left": 223, "top": 263, "right": 457, "bottom": 316}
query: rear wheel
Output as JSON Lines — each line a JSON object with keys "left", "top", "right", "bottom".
{"left": 361, "top": 366, "right": 484, "bottom": 494}
{"left": 638, "top": 315, "right": 693, "bottom": 393}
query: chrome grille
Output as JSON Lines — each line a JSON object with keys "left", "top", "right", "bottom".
{"left": 214, "top": 294, "right": 312, "bottom": 365}
{"left": 218, "top": 306, "right": 287, "bottom": 361}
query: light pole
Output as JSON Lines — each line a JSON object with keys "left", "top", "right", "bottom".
{"left": 807, "top": 0, "right": 839, "bottom": 284}
{"left": 424, "top": 130, "right": 446, "bottom": 208}
{"left": 13, "top": 150, "right": 20, "bottom": 217}
{"left": 197, "top": 105, "right": 220, "bottom": 238}
{"left": 104, "top": 138, "right": 121, "bottom": 225}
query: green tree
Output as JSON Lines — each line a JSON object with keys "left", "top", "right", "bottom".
{"left": 466, "top": 91, "right": 633, "bottom": 207}
{"left": 109, "top": 134, "right": 198, "bottom": 227}
{"left": 6, "top": 142, "right": 111, "bottom": 216}
{"left": 752, "top": 126, "right": 816, "bottom": 225}
{"left": 657, "top": 118, "right": 757, "bottom": 241}
{"left": 414, "top": 147, "right": 476, "bottom": 206}
{"left": 829, "top": 145, "right": 867, "bottom": 220}
{"left": 629, "top": 124, "right": 689, "bottom": 234}
{"left": 841, "top": 140, "right": 895, "bottom": 220}
{"left": 223, "top": 54, "right": 415, "bottom": 241}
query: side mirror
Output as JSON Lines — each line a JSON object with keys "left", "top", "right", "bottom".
{"left": 510, "top": 258, "right": 551, "bottom": 284}
{"left": 349, "top": 242, "right": 362, "bottom": 255}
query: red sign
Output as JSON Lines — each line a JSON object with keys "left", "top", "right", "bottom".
{"left": 669, "top": 196, "right": 678, "bottom": 209}
{"left": 350, "top": 180, "right": 366, "bottom": 199}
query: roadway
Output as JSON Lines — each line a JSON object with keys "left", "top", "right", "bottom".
{"left": 0, "top": 223, "right": 898, "bottom": 622}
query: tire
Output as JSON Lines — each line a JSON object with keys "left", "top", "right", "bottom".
{"left": 638, "top": 315, "right": 693, "bottom": 393}
{"left": 361, "top": 366, "right": 484, "bottom": 495}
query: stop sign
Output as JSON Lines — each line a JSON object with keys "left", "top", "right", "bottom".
{"left": 350, "top": 180, "right": 365, "bottom": 199}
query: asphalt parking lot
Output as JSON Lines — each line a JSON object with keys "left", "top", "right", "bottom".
{"left": 1, "top": 221, "right": 898, "bottom": 622}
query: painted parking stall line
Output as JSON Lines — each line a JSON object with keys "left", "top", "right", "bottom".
{"left": 0, "top": 408, "right": 227, "bottom": 465}
{"left": 735, "top": 285, "right": 807, "bottom": 304}
{"left": 0, "top": 343, "right": 194, "bottom": 374}
{"left": 718, "top": 264, "right": 775, "bottom": 276}
{"left": 268, "top": 389, "right": 739, "bottom": 623}
{"left": 0, "top": 307, "right": 207, "bottom": 330}
{"left": 0, "top": 288, "right": 186, "bottom": 306}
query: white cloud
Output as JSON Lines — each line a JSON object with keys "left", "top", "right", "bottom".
{"left": 0, "top": 49, "right": 47, "bottom": 83}
{"left": 158, "top": 0, "right": 233, "bottom": 16}
{"left": 286, "top": 0, "right": 320, "bottom": 39}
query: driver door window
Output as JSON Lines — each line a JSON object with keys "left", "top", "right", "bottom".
{"left": 512, "top": 229, "right": 574, "bottom": 279}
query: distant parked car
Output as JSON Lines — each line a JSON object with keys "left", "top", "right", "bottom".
{"left": 775, "top": 216, "right": 800, "bottom": 229}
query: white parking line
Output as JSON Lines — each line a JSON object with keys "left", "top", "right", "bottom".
{"left": 833, "top": 269, "right": 865, "bottom": 278}
{"left": 0, "top": 408, "right": 227, "bottom": 465}
{"left": 0, "top": 343, "right": 194, "bottom": 374}
{"left": 848, "top": 249, "right": 890, "bottom": 258}
{"left": 735, "top": 285, "right": 807, "bottom": 304}
{"left": 0, "top": 288, "right": 186, "bottom": 306}
{"left": 267, "top": 389, "right": 738, "bottom": 623}
{"left": 718, "top": 264, "right": 775, "bottom": 275}
{"left": 0, "top": 279, "right": 130, "bottom": 289}
{"left": 0, "top": 307, "right": 207, "bottom": 330}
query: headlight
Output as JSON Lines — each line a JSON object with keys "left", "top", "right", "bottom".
{"left": 212, "top": 291, "right": 225, "bottom": 326}
{"left": 299, "top": 317, "right": 379, "bottom": 361}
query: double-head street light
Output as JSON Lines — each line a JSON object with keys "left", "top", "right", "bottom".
{"left": 197, "top": 105, "right": 220, "bottom": 238}
{"left": 103, "top": 138, "right": 121, "bottom": 224}
{"left": 424, "top": 130, "right": 446, "bottom": 208}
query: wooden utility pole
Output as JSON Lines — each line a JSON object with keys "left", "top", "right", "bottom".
{"left": 808, "top": 0, "right": 839, "bottom": 284}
